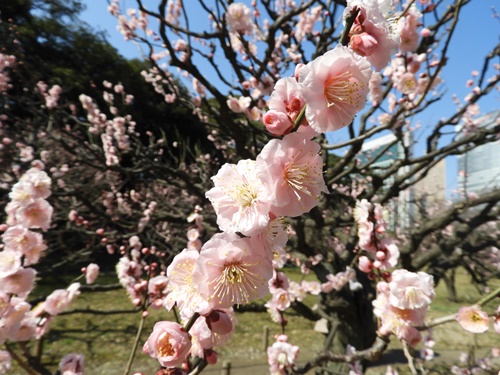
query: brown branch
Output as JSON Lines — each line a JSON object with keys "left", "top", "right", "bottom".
{"left": 291, "top": 335, "right": 390, "bottom": 374}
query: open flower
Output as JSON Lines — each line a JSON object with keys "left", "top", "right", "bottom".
{"left": 193, "top": 233, "right": 273, "bottom": 308}
{"left": 298, "top": 45, "right": 372, "bottom": 133}
{"left": 143, "top": 321, "right": 192, "bottom": 368}
{"left": 344, "top": 0, "right": 400, "bottom": 71}
{"left": 164, "top": 248, "right": 210, "bottom": 317}
{"left": 267, "top": 334, "right": 299, "bottom": 375}
{"left": 206, "top": 159, "right": 272, "bottom": 236}
{"left": 456, "top": 305, "right": 490, "bottom": 333}
{"left": 256, "top": 132, "right": 328, "bottom": 217}
{"left": 225, "top": 2, "right": 254, "bottom": 35}
{"left": 389, "top": 269, "right": 435, "bottom": 310}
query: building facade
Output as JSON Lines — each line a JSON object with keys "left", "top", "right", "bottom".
{"left": 456, "top": 110, "right": 500, "bottom": 196}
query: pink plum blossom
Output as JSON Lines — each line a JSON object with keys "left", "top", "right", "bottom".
{"left": 6, "top": 313, "right": 37, "bottom": 342}
{"left": 59, "top": 353, "right": 84, "bottom": 375}
{"left": 2, "top": 298, "right": 31, "bottom": 340}
{"left": 0, "top": 251, "right": 22, "bottom": 278}
{"left": 206, "top": 159, "right": 272, "bottom": 236}
{"left": 44, "top": 283, "right": 81, "bottom": 316}
{"left": 456, "top": 305, "right": 490, "bottom": 334}
{"left": 267, "top": 77, "right": 308, "bottom": 131}
{"left": 298, "top": 45, "right": 372, "bottom": 133}
{"left": 226, "top": 96, "right": 251, "bottom": 113}
{"left": 269, "top": 271, "right": 290, "bottom": 293}
{"left": 256, "top": 132, "right": 328, "bottom": 217}
{"left": 250, "top": 216, "right": 289, "bottom": 268}
{"left": 143, "top": 321, "right": 192, "bottom": 368}
{"left": 263, "top": 110, "right": 293, "bottom": 136}
{"left": 13, "top": 168, "right": 51, "bottom": 200}
{"left": 373, "top": 238, "right": 399, "bottom": 270}
{"left": 164, "top": 248, "right": 210, "bottom": 316}
{"left": 2, "top": 226, "right": 46, "bottom": 266}
{"left": 148, "top": 275, "right": 169, "bottom": 308}
{"left": 85, "top": 263, "right": 100, "bottom": 284}
{"left": 193, "top": 232, "right": 273, "bottom": 308}
{"left": 373, "top": 273, "right": 434, "bottom": 346}
{"left": 15, "top": 198, "right": 53, "bottom": 230}
{"left": 494, "top": 306, "right": 500, "bottom": 334}
{"left": 225, "top": 3, "right": 254, "bottom": 35}
{"left": 373, "top": 283, "right": 426, "bottom": 345}
{"left": 205, "top": 309, "right": 235, "bottom": 336}
{"left": 190, "top": 311, "right": 235, "bottom": 358}
{"left": 288, "top": 281, "right": 307, "bottom": 302}
{"left": 398, "top": 4, "right": 421, "bottom": 53}
{"left": 0, "top": 267, "right": 37, "bottom": 297}
{"left": 389, "top": 269, "right": 435, "bottom": 310}
{"left": 344, "top": 0, "right": 400, "bottom": 71}
{"left": 267, "top": 334, "right": 300, "bottom": 375}
{"left": 0, "top": 350, "right": 11, "bottom": 374}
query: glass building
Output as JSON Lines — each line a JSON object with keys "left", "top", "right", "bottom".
{"left": 456, "top": 110, "right": 500, "bottom": 195}
{"left": 358, "top": 132, "right": 413, "bottom": 230}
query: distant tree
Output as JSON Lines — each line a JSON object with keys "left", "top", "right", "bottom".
{"left": 0, "top": 0, "right": 220, "bottom": 274}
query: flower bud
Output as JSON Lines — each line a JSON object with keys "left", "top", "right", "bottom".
{"left": 205, "top": 310, "right": 234, "bottom": 335}
{"left": 263, "top": 110, "right": 293, "bottom": 136}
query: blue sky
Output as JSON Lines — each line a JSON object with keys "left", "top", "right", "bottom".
{"left": 79, "top": 1, "right": 499, "bottom": 197}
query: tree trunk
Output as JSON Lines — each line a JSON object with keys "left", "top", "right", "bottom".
{"left": 443, "top": 269, "right": 458, "bottom": 302}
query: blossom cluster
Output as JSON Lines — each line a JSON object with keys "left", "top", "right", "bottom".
{"left": 354, "top": 199, "right": 400, "bottom": 273}
{"left": 0, "top": 168, "right": 52, "bottom": 369}
{"left": 101, "top": 0, "right": 497, "bottom": 372}
{"left": 137, "top": 0, "right": 414, "bottom": 371}
{"left": 78, "top": 81, "right": 136, "bottom": 166}
{"left": 373, "top": 269, "right": 435, "bottom": 345}
{"left": 0, "top": 167, "right": 100, "bottom": 374}
{"left": 0, "top": 53, "right": 16, "bottom": 94}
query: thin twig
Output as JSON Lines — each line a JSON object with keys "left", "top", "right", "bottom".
{"left": 123, "top": 312, "right": 148, "bottom": 375}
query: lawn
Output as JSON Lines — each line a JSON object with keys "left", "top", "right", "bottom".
{"left": 7, "top": 267, "right": 499, "bottom": 374}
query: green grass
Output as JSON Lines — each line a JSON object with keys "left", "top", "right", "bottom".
{"left": 6, "top": 267, "right": 500, "bottom": 374}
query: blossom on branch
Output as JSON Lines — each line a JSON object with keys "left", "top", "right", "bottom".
{"left": 206, "top": 159, "right": 272, "bottom": 236}
{"left": 373, "top": 270, "right": 435, "bottom": 346}
{"left": 267, "top": 334, "right": 299, "bottom": 375}
{"left": 299, "top": 45, "right": 372, "bottom": 133}
{"left": 193, "top": 233, "right": 273, "bottom": 308}
{"left": 143, "top": 321, "right": 192, "bottom": 368}
{"left": 164, "top": 248, "right": 210, "bottom": 316}
{"left": 256, "top": 133, "right": 328, "bottom": 217}
{"left": 456, "top": 305, "right": 490, "bottom": 334}
{"left": 225, "top": 3, "right": 254, "bottom": 35}
{"left": 344, "top": 0, "right": 400, "bottom": 71}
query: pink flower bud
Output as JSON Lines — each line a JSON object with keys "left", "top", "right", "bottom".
{"left": 204, "top": 349, "right": 218, "bottom": 365}
{"left": 205, "top": 310, "right": 234, "bottom": 335}
{"left": 294, "top": 63, "right": 305, "bottom": 80}
{"left": 68, "top": 210, "right": 78, "bottom": 221}
{"left": 350, "top": 32, "right": 378, "bottom": 57}
{"left": 263, "top": 110, "right": 293, "bottom": 136}
{"left": 358, "top": 256, "right": 373, "bottom": 273}
{"left": 420, "top": 28, "right": 432, "bottom": 37}
{"left": 85, "top": 263, "right": 100, "bottom": 284}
